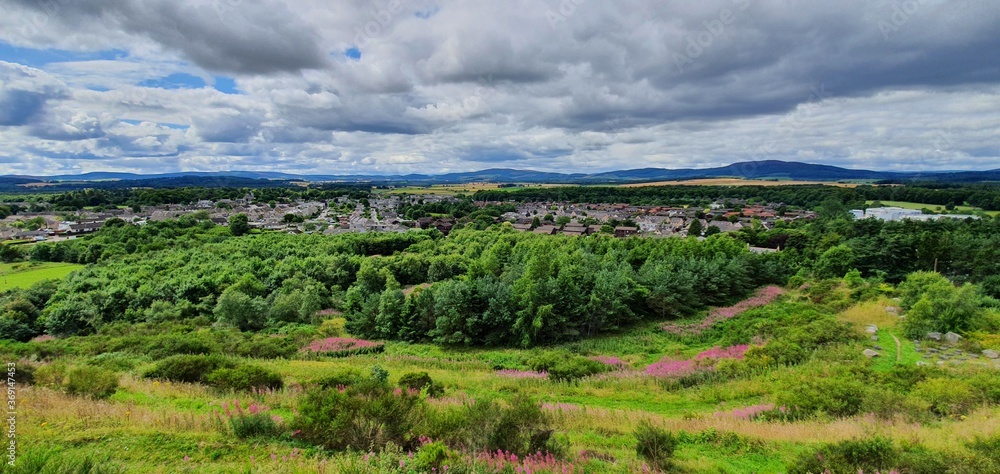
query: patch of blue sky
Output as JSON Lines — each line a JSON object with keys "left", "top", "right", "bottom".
{"left": 0, "top": 42, "right": 127, "bottom": 67}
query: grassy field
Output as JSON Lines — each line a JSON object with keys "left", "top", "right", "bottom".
{"left": 866, "top": 200, "right": 999, "bottom": 216}
{"left": 9, "top": 286, "right": 1000, "bottom": 473}
{"left": 0, "top": 262, "right": 84, "bottom": 291}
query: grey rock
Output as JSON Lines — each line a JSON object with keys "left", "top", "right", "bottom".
{"left": 874, "top": 345, "right": 884, "bottom": 351}
{"left": 916, "top": 361, "right": 929, "bottom": 367}
{"left": 944, "top": 332, "right": 962, "bottom": 344}
{"left": 927, "top": 332, "right": 942, "bottom": 341}
{"left": 862, "top": 349, "right": 880, "bottom": 358}
{"left": 982, "top": 350, "right": 999, "bottom": 359}
{"left": 866, "top": 325, "right": 878, "bottom": 334}
{"left": 871, "top": 335, "right": 879, "bottom": 342}
{"left": 885, "top": 306, "right": 899, "bottom": 314}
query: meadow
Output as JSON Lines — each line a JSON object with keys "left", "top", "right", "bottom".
{"left": 6, "top": 278, "right": 1000, "bottom": 473}
{"left": 0, "top": 262, "right": 83, "bottom": 292}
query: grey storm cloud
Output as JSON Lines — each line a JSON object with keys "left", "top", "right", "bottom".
{"left": 0, "top": 61, "right": 67, "bottom": 126}
{"left": 8, "top": 0, "right": 330, "bottom": 75}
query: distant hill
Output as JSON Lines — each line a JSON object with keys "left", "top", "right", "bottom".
{"left": 3, "top": 161, "right": 999, "bottom": 191}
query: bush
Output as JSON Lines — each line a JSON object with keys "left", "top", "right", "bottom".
{"left": 292, "top": 381, "right": 425, "bottom": 451}
{"left": 527, "top": 353, "right": 606, "bottom": 383}
{"left": 65, "top": 365, "right": 119, "bottom": 400}
{"left": 144, "top": 334, "right": 216, "bottom": 360}
{"left": 398, "top": 371, "right": 443, "bottom": 397}
{"left": 34, "top": 362, "right": 69, "bottom": 389}
{"left": 206, "top": 365, "right": 284, "bottom": 392}
{"left": 87, "top": 352, "right": 150, "bottom": 372}
{"left": 910, "top": 378, "right": 979, "bottom": 417}
{"left": 233, "top": 337, "right": 296, "bottom": 359}
{"left": 142, "top": 354, "right": 236, "bottom": 384}
{"left": 776, "top": 371, "right": 867, "bottom": 418}
{"left": 788, "top": 437, "right": 897, "bottom": 474}
{"left": 313, "top": 368, "right": 366, "bottom": 389}
{"left": 230, "top": 413, "right": 282, "bottom": 439}
{"left": 634, "top": 422, "right": 677, "bottom": 472}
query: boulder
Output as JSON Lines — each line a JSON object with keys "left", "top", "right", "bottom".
{"left": 927, "top": 332, "right": 942, "bottom": 341}
{"left": 871, "top": 335, "right": 879, "bottom": 342}
{"left": 916, "top": 361, "right": 929, "bottom": 367}
{"left": 982, "top": 350, "right": 999, "bottom": 359}
{"left": 944, "top": 332, "right": 962, "bottom": 344}
{"left": 885, "top": 306, "right": 899, "bottom": 314}
{"left": 865, "top": 324, "right": 878, "bottom": 334}
{"left": 862, "top": 349, "right": 880, "bottom": 358}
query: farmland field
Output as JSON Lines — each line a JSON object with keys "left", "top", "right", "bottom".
{"left": 865, "top": 200, "right": 1000, "bottom": 216}
{"left": 0, "top": 262, "right": 83, "bottom": 291}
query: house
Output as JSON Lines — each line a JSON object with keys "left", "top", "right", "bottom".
{"left": 586, "top": 224, "right": 603, "bottom": 235}
{"left": 533, "top": 225, "right": 557, "bottom": 235}
{"left": 614, "top": 226, "right": 638, "bottom": 238}
{"left": 512, "top": 223, "right": 532, "bottom": 232}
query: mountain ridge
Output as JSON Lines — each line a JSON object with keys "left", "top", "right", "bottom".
{"left": 4, "top": 160, "right": 1000, "bottom": 185}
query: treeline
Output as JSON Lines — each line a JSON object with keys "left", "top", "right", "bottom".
{"left": 473, "top": 183, "right": 1000, "bottom": 211}
{"left": 473, "top": 185, "right": 867, "bottom": 210}
{"left": 43, "top": 185, "right": 369, "bottom": 211}
{"left": 855, "top": 184, "right": 1000, "bottom": 210}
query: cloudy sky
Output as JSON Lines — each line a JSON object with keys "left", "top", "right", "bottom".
{"left": 0, "top": 0, "right": 998, "bottom": 176}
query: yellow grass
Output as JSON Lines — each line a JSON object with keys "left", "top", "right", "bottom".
{"left": 837, "top": 298, "right": 900, "bottom": 330}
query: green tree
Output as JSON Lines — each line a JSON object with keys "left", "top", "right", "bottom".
{"left": 814, "top": 244, "right": 856, "bottom": 279}
{"left": 687, "top": 219, "right": 703, "bottom": 237}
{"left": 899, "top": 272, "right": 982, "bottom": 338}
{"left": 214, "top": 287, "right": 267, "bottom": 331}
{"left": 229, "top": 213, "right": 250, "bottom": 236}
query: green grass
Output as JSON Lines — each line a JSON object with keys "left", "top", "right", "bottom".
{"left": 866, "top": 200, "right": 999, "bottom": 216}
{"left": 0, "top": 262, "right": 84, "bottom": 291}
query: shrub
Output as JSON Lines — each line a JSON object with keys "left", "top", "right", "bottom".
{"left": 221, "top": 401, "right": 283, "bottom": 440}
{"left": 10, "top": 361, "right": 35, "bottom": 386}
{"left": 87, "top": 352, "right": 150, "bottom": 372}
{"left": 776, "top": 371, "right": 867, "bottom": 418}
{"left": 317, "top": 317, "right": 347, "bottom": 337}
{"left": 439, "top": 395, "right": 554, "bottom": 456}
{"left": 34, "top": 362, "right": 69, "bottom": 389}
{"left": 144, "top": 334, "right": 216, "bottom": 360}
{"left": 547, "top": 358, "right": 607, "bottom": 383}
{"left": 413, "top": 442, "right": 451, "bottom": 472}
{"left": 142, "top": 354, "right": 236, "bottom": 384}
{"left": 206, "top": 365, "right": 284, "bottom": 392}
{"left": 233, "top": 336, "right": 296, "bottom": 359}
{"left": 634, "top": 422, "right": 677, "bottom": 472}
{"left": 313, "top": 368, "right": 366, "bottom": 389}
{"left": 910, "top": 378, "right": 979, "bottom": 417}
{"left": 292, "top": 382, "right": 425, "bottom": 451}
{"left": 788, "top": 437, "right": 898, "bottom": 474}
{"left": 398, "top": 371, "right": 443, "bottom": 397}
{"left": 744, "top": 341, "right": 807, "bottom": 368}
{"left": 527, "top": 353, "right": 606, "bottom": 383}
{"left": 65, "top": 365, "right": 119, "bottom": 400}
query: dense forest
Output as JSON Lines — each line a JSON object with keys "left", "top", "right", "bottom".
{"left": 1, "top": 203, "right": 996, "bottom": 347}
{"left": 473, "top": 183, "right": 1000, "bottom": 211}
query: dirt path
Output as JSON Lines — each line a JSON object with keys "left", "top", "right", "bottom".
{"left": 892, "top": 334, "right": 902, "bottom": 362}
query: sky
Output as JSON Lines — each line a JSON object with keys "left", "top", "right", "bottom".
{"left": 0, "top": 0, "right": 998, "bottom": 176}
